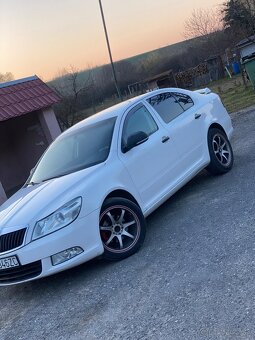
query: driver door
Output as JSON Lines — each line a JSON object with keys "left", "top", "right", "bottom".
{"left": 118, "top": 103, "right": 177, "bottom": 210}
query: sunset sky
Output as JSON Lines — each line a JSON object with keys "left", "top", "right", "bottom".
{"left": 0, "top": 0, "right": 223, "bottom": 81}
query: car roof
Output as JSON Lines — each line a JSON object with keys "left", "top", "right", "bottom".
{"left": 66, "top": 92, "right": 149, "bottom": 133}
{"left": 61, "top": 88, "right": 198, "bottom": 136}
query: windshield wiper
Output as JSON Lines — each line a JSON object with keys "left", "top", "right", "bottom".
{"left": 41, "top": 173, "right": 67, "bottom": 183}
{"left": 25, "top": 181, "right": 39, "bottom": 187}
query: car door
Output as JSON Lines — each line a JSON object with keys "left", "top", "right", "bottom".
{"left": 118, "top": 103, "right": 179, "bottom": 209}
{"left": 146, "top": 90, "right": 206, "bottom": 181}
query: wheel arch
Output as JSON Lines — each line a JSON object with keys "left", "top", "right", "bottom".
{"left": 208, "top": 123, "right": 226, "bottom": 135}
{"left": 102, "top": 189, "right": 140, "bottom": 210}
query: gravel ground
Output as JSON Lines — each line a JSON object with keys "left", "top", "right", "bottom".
{"left": 0, "top": 108, "right": 255, "bottom": 340}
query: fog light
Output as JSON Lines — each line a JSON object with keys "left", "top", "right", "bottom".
{"left": 51, "top": 247, "right": 83, "bottom": 266}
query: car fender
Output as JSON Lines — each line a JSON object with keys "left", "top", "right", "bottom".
{"left": 79, "top": 157, "right": 144, "bottom": 218}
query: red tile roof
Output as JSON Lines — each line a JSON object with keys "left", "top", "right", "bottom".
{"left": 0, "top": 76, "right": 61, "bottom": 122}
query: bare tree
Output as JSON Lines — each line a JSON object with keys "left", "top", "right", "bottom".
{"left": 0, "top": 72, "right": 14, "bottom": 83}
{"left": 184, "top": 8, "right": 224, "bottom": 40}
{"left": 51, "top": 66, "right": 93, "bottom": 129}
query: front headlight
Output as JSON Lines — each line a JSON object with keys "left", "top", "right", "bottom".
{"left": 32, "top": 197, "right": 82, "bottom": 241}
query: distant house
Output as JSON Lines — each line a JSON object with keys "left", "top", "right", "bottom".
{"left": 128, "top": 70, "right": 178, "bottom": 95}
{"left": 236, "top": 35, "right": 255, "bottom": 62}
{"left": 142, "top": 70, "right": 178, "bottom": 91}
{"left": 206, "top": 56, "right": 225, "bottom": 82}
{"left": 0, "top": 75, "right": 61, "bottom": 204}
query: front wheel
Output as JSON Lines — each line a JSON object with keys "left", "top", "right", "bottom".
{"left": 206, "top": 128, "right": 234, "bottom": 175}
{"left": 99, "top": 197, "right": 146, "bottom": 261}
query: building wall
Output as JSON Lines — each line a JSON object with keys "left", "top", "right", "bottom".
{"left": 0, "top": 112, "right": 48, "bottom": 197}
{"left": 240, "top": 44, "right": 255, "bottom": 58}
{"left": 38, "top": 107, "right": 61, "bottom": 143}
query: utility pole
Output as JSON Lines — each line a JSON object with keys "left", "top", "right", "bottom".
{"left": 98, "top": 0, "right": 122, "bottom": 101}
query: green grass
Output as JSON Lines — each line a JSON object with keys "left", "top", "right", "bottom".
{"left": 209, "top": 75, "right": 255, "bottom": 113}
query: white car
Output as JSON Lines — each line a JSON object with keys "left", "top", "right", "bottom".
{"left": 0, "top": 88, "right": 234, "bottom": 285}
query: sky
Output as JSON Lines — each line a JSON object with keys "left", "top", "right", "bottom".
{"left": 0, "top": 0, "right": 223, "bottom": 81}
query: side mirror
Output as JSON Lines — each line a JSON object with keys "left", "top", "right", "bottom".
{"left": 123, "top": 131, "right": 149, "bottom": 153}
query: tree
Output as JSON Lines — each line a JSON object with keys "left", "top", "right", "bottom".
{"left": 242, "top": 0, "right": 255, "bottom": 18}
{"left": 115, "top": 60, "right": 137, "bottom": 87}
{"left": 0, "top": 72, "right": 14, "bottom": 83}
{"left": 184, "top": 8, "right": 223, "bottom": 40}
{"left": 223, "top": 0, "right": 255, "bottom": 36}
{"left": 51, "top": 66, "right": 93, "bottom": 129}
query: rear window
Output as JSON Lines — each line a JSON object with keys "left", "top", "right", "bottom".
{"left": 147, "top": 92, "right": 184, "bottom": 123}
{"left": 172, "top": 92, "right": 194, "bottom": 110}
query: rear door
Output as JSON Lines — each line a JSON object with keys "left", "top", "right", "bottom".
{"left": 146, "top": 90, "right": 206, "bottom": 181}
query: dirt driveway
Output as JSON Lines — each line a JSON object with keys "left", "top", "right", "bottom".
{"left": 1, "top": 108, "right": 255, "bottom": 340}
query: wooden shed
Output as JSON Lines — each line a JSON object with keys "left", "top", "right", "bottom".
{"left": 0, "top": 76, "right": 61, "bottom": 204}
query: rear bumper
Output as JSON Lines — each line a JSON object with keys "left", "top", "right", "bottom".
{"left": 0, "top": 209, "right": 104, "bottom": 286}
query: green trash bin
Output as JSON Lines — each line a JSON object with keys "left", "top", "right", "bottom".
{"left": 243, "top": 57, "right": 255, "bottom": 89}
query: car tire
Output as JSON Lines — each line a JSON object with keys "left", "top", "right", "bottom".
{"left": 206, "top": 128, "right": 234, "bottom": 175}
{"left": 99, "top": 197, "right": 146, "bottom": 261}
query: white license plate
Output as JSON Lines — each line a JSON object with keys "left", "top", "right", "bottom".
{"left": 0, "top": 256, "right": 19, "bottom": 270}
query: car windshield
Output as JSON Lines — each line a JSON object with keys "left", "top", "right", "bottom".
{"left": 29, "top": 117, "right": 117, "bottom": 184}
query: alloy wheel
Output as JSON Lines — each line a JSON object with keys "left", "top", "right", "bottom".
{"left": 212, "top": 133, "right": 231, "bottom": 167}
{"left": 100, "top": 205, "right": 140, "bottom": 253}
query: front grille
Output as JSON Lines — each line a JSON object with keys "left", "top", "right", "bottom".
{"left": 0, "top": 260, "right": 42, "bottom": 284}
{"left": 0, "top": 228, "right": 26, "bottom": 253}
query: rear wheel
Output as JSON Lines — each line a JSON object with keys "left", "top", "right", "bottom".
{"left": 206, "top": 128, "right": 234, "bottom": 175}
{"left": 99, "top": 197, "right": 146, "bottom": 261}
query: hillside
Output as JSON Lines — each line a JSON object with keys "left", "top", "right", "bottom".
{"left": 121, "top": 38, "right": 194, "bottom": 66}
{"left": 49, "top": 37, "right": 196, "bottom": 89}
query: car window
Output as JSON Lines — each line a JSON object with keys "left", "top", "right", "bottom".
{"left": 122, "top": 104, "right": 158, "bottom": 151}
{"left": 147, "top": 92, "right": 184, "bottom": 123}
{"left": 172, "top": 92, "right": 194, "bottom": 110}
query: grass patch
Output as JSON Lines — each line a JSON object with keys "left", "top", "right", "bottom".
{"left": 209, "top": 75, "right": 255, "bottom": 113}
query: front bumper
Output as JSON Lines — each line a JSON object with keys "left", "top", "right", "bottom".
{"left": 0, "top": 209, "right": 104, "bottom": 286}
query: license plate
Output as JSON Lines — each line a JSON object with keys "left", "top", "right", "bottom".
{"left": 0, "top": 256, "right": 20, "bottom": 270}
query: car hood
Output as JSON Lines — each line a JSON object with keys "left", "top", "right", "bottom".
{"left": 0, "top": 164, "right": 102, "bottom": 229}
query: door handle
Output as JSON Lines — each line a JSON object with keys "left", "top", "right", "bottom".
{"left": 162, "top": 136, "right": 170, "bottom": 143}
{"left": 195, "top": 113, "right": 202, "bottom": 119}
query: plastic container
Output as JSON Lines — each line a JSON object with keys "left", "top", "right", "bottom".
{"left": 232, "top": 62, "right": 240, "bottom": 75}
{"left": 243, "top": 57, "right": 255, "bottom": 88}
